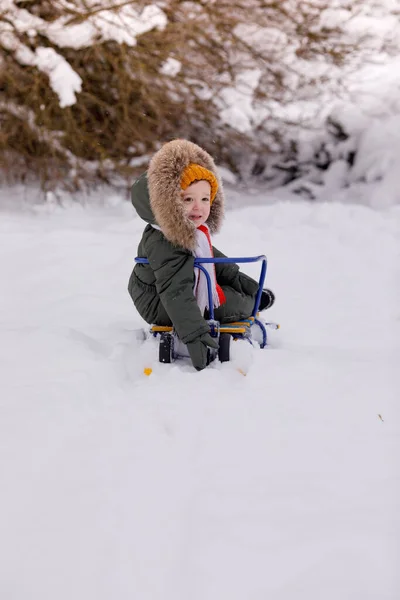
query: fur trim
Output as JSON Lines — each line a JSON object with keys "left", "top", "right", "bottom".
{"left": 147, "top": 139, "right": 225, "bottom": 250}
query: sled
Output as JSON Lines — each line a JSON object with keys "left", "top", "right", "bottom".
{"left": 134, "top": 255, "right": 279, "bottom": 364}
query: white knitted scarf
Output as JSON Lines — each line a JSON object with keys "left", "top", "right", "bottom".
{"left": 193, "top": 224, "right": 221, "bottom": 315}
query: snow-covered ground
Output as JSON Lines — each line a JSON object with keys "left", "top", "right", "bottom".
{"left": 1, "top": 188, "right": 399, "bottom": 599}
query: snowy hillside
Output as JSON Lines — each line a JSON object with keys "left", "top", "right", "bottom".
{"left": 1, "top": 187, "right": 399, "bottom": 599}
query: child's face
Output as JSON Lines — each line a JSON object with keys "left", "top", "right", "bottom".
{"left": 181, "top": 180, "right": 211, "bottom": 227}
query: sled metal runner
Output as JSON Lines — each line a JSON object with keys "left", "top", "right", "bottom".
{"left": 134, "top": 255, "right": 279, "bottom": 362}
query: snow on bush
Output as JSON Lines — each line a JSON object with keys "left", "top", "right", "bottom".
{"left": 348, "top": 114, "right": 400, "bottom": 207}
{"left": 281, "top": 107, "right": 400, "bottom": 208}
{"left": 0, "top": 2, "right": 167, "bottom": 106}
{"left": 1, "top": 0, "right": 400, "bottom": 198}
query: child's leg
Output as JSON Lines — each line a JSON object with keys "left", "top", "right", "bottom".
{"left": 211, "top": 286, "right": 256, "bottom": 323}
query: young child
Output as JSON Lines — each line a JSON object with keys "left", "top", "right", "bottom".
{"left": 128, "top": 139, "right": 275, "bottom": 370}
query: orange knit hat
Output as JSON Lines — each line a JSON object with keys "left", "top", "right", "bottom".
{"left": 180, "top": 163, "right": 218, "bottom": 204}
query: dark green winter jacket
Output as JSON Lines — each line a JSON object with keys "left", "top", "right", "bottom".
{"left": 128, "top": 140, "right": 258, "bottom": 344}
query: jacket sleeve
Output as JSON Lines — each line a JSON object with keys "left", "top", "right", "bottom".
{"left": 145, "top": 232, "right": 210, "bottom": 343}
{"left": 213, "top": 246, "right": 259, "bottom": 297}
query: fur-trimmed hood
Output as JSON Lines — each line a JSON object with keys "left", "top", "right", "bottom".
{"left": 131, "top": 139, "right": 225, "bottom": 251}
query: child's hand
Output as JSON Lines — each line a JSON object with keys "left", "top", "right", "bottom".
{"left": 259, "top": 289, "right": 275, "bottom": 311}
{"left": 187, "top": 333, "right": 219, "bottom": 371}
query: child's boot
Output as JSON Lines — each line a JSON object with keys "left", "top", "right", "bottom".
{"left": 259, "top": 289, "right": 275, "bottom": 311}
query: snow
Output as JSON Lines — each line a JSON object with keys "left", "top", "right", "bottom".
{"left": 342, "top": 55, "right": 400, "bottom": 117}
{"left": 218, "top": 69, "right": 263, "bottom": 133}
{"left": 1, "top": 185, "right": 399, "bottom": 599}
{"left": 296, "top": 110, "right": 400, "bottom": 207}
{"left": 219, "top": 3, "right": 400, "bottom": 156}
{"left": 35, "top": 47, "right": 82, "bottom": 108}
{"left": 347, "top": 115, "right": 400, "bottom": 205}
{"left": 44, "top": 5, "right": 167, "bottom": 49}
{"left": 0, "top": 32, "right": 81, "bottom": 107}
{"left": 5, "top": 3, "right": 167, "bottom": 48}
{"left": 160, "top": 58, "right": 182, "bottom": 77}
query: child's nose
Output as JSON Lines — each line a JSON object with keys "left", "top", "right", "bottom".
{"left": 193, "top": 198, "right": 202, "bottom": 211}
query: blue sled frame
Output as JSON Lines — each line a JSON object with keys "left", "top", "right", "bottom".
{"left": 135, "top": 255, "right": 278, "bottom": 349}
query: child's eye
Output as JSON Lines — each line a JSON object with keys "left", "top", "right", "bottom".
{"left": 183, "top": 197, "right": 193, "bottom": 203}
{"left": 202, "top": 198, "right": 210, "bottom": 202}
